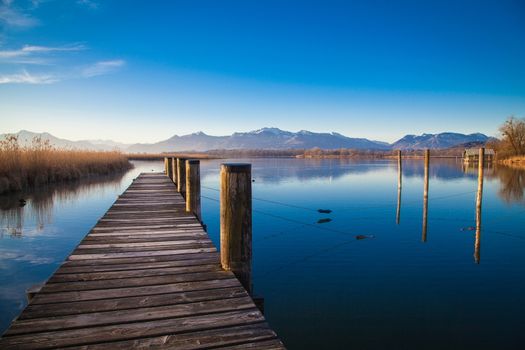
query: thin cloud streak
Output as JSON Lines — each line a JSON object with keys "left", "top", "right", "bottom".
{"left": 76, "top": 0, "right": 98, "bottom": 10}
{"left": 0, "top": 44, "right": 85, "bottom": 59}
{"left": 82, "top": 59, "right": 125, "bottom": 77}
{"left": 0, "top": 70, "right": 57, "bottom": 84}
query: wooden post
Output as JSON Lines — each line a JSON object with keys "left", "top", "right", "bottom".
{"left": 186, "top": 159, "right": 201, "bottom": 222}
{"left": 422, "top": 149, "right": 429, "bottom": 242}
{"left": 396, "top": 150, "right": 402, "bottom": 224}
{"left": 176, "top": 158, "right": 187, "bottom": 198}
{"left": 167, "top": 157, "right": 173, "bottom": 181}
{"left": 164, "top": 157, "right": 169, "bottom": 175}
{"left": 220, "top": 163, "right": 252, "bottom": 294}
{"left": 171, "top": 157, "right": 177, "bottom": 185}
{"left": 474, "top": 148, "right": 484, "bottom": 264}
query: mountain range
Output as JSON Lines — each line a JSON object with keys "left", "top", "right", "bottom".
{"left": 1, "top": 128, "right": 492, "bottom": 152}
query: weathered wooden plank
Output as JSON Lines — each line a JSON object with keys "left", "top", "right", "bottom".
{"left": 20, "top": 287, "right": 247, "bottom": 319}
{"left": 5, "top": 296, "right": 256, "bottom": 335}
{"left": 216, "top": 339, "right": 286, "bottom": 349}
{"left": 56, "top": 257, "right": 220, "bottom": 274}
{"left": 60, "top": 252, "right": 220, "bottom": 267}
{"left": 82, "top": 233, "right": 208, "bottom": 242}
{"left": 49, "top": 264, "right": 221, "bottom": 282}
{"left": 0, "top": 311, "right": 266, "bottom": 350}
{"left": 31, "top": 278, "right": 241, "bottom": 304}
{"left": 40, "top": 270, "right": 233, "bottom": 293}
{"left": 77, "top": 239, "right": 210, "bottom": 249}
{"left": 72, "top": 242, "right": 215, "bottom": 254}
{"left": 68, "top": 247, "right": 216, "bottom": 260}
{"left": 70, "top": 323, "right": 278, "bottom": 350}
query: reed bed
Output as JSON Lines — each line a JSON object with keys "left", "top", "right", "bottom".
{"left": 0, "top": 136, "right": 132, "bottom": 194}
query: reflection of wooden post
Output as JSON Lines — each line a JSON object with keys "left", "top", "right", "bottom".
{"left": 186, "top": 159, "right": 201, "bottom": 222}
{"left": 220, "top": 164, "right": 252, "bottom": 294}
{"left": 167, "top": 157, "right": 173, "bottom": 181}
{"left": 177, "top": 158, "right": 187, "bottom": 198}
{"left": 171, "top": 157, "right": 177, "bottom": 185}
{"left": 396, "top": 150, "right": 402, "bottom": 224}
{"left": 422, "top": 149, "right": 429, "bottom": 242}
{"left": 164, "top": 157, "right": 169, "bottom": 175}
{"left": 474, "top": 148, "right": 484, "bottom": 264}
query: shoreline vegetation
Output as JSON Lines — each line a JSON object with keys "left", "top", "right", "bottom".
{"left": 0, "top": 136, "right": 131, "bottom": 195}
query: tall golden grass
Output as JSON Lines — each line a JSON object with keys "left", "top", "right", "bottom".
{"left": 0, "top": 135, "right": 131, "bottom": 194}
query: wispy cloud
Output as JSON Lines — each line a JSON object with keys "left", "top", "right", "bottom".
{"left": 0, "top": 70, "right": 57, "bottom": 84}
{"left": 0, "top": 44, "right": 85, "bottom": 59}
{"left": 77, "top": 0, "right": 98, "bottom": 10}
{"left": 0, "top": 0, "right": 39, "bottom": 28}
{"left": 82, "top": 59, "right": 125, "bottom": 77}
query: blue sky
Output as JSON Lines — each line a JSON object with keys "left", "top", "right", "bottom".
{"left": 0, "top": 0, "right": 524, "bottom": 143}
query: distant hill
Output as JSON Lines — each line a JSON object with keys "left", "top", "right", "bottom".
{"left": 125, "top": 128, "right": 391, "bottom": 152}
{"left": 1, "top": 129, "right": 493, "bottom": 152}
{"left": 0, "top": 130, "right": 129, "bottom": 151}
{"left": 391, "top": 132, "right": 490, "bottom": 150}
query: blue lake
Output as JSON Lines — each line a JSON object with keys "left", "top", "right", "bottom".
{"left": 1, "top": 158, "right": 524, "bottom": 349}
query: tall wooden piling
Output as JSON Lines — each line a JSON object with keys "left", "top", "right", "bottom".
{"left": 422, "top": 149, "right": 429, "bottom": 242}
{"left": 171, "top": 157, "right": 177, "bottom": 185}
{"left": 186, "top": 159, "right": 201, "bottom": 222}
{"left": 164, "top": 157, "right": 169, "bottom": 175}
{"left": 220, "top": 163, "right": 252, "bottom": 294}
{"left": 176, "top": 158, "right": 187, "bottom": 198}
{"left": 396, "top": 150, "right": 402, "bottom": 224}
{"left": 167, "top": 157, "right": 174, "bottom": 181}
{"left": 474, "top": 147, "right": 484, "bottom": 263}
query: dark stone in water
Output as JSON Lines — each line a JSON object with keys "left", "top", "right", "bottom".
{"left": 317, "top": 218, "right": 332, "bottom": 224}
{"left": 355, "top": 234, "right": 375, "bottom": 240}
{"left": 318, "top": 209, "right": 332, "bottom": 214}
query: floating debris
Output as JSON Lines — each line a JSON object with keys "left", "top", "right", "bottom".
{"left": 317, "top": 218, "right": 332, "bottom": 224}
{"left": 252, "top": 179, "right": 255, "bottom": 182}
{"left": 19, "top": 199, "right": 26, "bottom": 207}
{"left": 355, "top": 234, "right": 375, "bottom": 240}
{"left": 317, "top": 209, "right": 332, "bottom": 214}
{"left": 460, "top": 226, "right": 476, "bottom": 231}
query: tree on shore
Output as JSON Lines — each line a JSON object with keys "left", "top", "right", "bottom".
{"left": 497, "top": 116, "right": 525, "bottom": 157}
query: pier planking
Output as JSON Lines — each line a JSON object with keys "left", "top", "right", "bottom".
{"left": 0, "top": 173, "right": 284, "bottom": 349}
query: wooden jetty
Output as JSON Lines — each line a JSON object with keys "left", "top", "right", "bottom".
{"left": 0, "top": 169, "right": 285, "bottom": 349}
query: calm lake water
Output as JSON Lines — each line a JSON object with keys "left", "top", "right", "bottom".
{"left": 1, "top": 158, "right": 524, "bottom": 349}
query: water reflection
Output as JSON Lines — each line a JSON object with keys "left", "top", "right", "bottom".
{"left": 474, "top": 150, "right": 485, "bottom": 264}
{"left": 495, "top": 165, "right": 525, "bottom": 204}
{"left": 422, "top": 151, "right": 430, "bottom": 243}
{"left": 0, "top": 172, "right": 126, "bottom": 237}
{"left": 396, "top": 151, "right": 402, "bottom": 225}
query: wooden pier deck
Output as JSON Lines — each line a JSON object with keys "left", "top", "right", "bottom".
{"left": 0, "top": 173, "right": 285, "bottom": 349}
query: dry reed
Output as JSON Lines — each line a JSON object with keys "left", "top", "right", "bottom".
{"left": 0, "top": 135, "right": 131, "bottom": 194}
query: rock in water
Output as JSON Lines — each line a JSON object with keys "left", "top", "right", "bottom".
{"left": 355, "top": 234, "right": 375, "bottom": 240}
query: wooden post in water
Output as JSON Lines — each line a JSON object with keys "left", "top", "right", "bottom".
{"left": 220, "top": 163, "right": 252, "bottom": 294}
{"left": 164, "top": 157, "right": 169, "bottom": 175}
{"left": 167, "top": 157, "right": 173, "bottom": 181}
{"left": 186, "top": 159, "right": 201, "bottom": 222}
{"left": 422, "top": 149, "right": 429, "bottom": 242}
{"left": 396, "top": 150, "right": 402, "bottom": 224}
{"left": 176, "top": 158, "right": 187, "bottom": 198}
{"left": 474, "top": 147, "right": 484, "bottom": 264}
{"left": 171, "top": 157, "right": 177, "bottom": 185}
